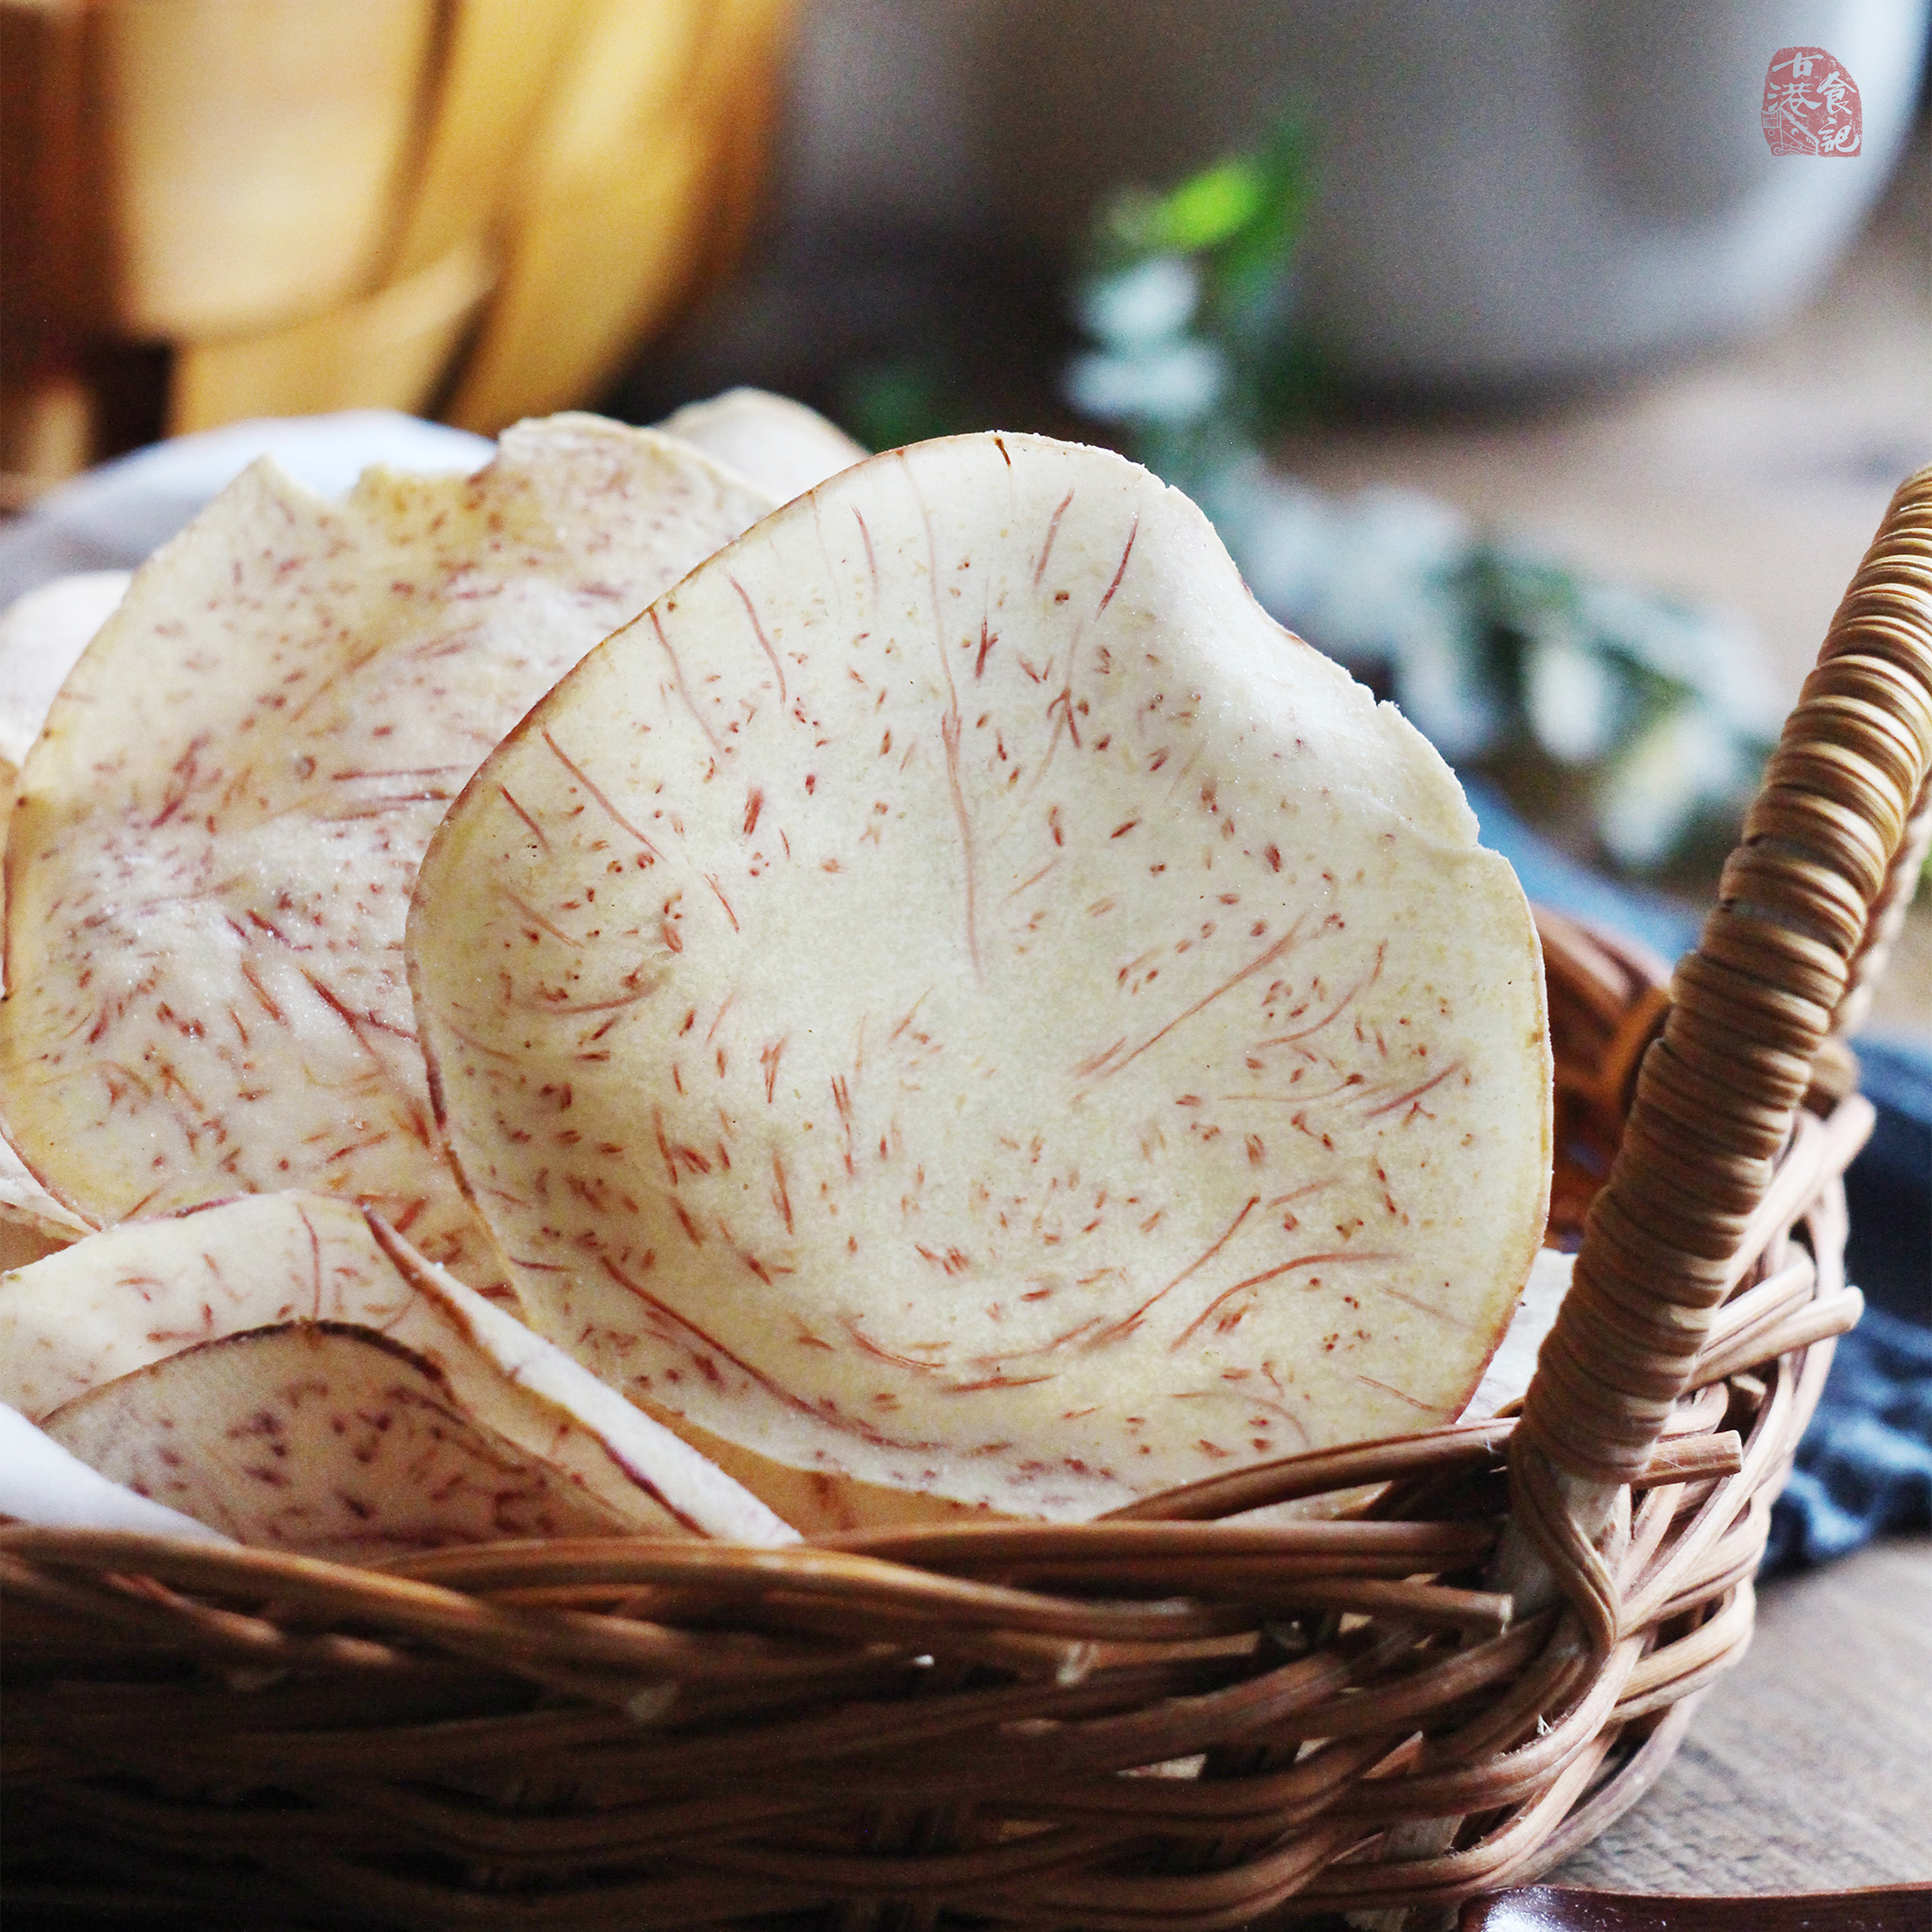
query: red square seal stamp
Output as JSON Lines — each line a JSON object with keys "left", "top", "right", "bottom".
{"left": 1763, "top": 47, "right": 1862, "bottom": 155}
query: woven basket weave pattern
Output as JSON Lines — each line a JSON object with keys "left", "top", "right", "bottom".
{"left": 5, "top": 466, "right": 1929, "bottom": 1929}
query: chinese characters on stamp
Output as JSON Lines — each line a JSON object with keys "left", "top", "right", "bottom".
{"left": 1763, "top": 47, "right": 1862, "bottom": 157}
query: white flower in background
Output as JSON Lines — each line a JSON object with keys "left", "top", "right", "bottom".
{"left": 1579, "top": 581, "right": 1782, "bottom": 737}
{"left": 1596, "top": 705, "right": 1748, "bottom": 870}
{"left": 1064, "top": 339, "right": 1227, "bottom": 424}
{"left": 1391, "top": 619, "right": 1508, "bottom": 762}
{"left": 1198, "top": 455, "right": 1335, "bottom": 622}
{"left": 1076, "top": 256, "right": 1201, "bottom": 347}
{"left": 1299, "top": 488, "right": 1499, "bottom": 752}
{"left": 1312, "top": 486, "right": 1474, "bottom": 659}
{"left": 1167, "top": 461, "right": 1771, "bottom": 870}
{"left": 1526, "top": 629, "right": 1625, "bottom": 765}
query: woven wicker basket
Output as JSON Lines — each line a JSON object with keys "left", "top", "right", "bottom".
{"left": 5, "top": 465, "right": 1929, "bottom": 1930}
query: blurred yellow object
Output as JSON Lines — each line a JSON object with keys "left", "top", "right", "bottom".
{"left": 0, "top": 0, "right": 799, "bottom": 489}
{"left": 169, "top": 240, "right": 497, "bottom": 433}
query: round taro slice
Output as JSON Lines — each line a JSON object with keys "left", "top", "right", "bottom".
{"left": 0, "top": 416, "right": 772, "bottom": 1290}
{"left": 409, "top": 432, "right": 1552, "bottom": 1527}
{"left": 0, "top": 1189, "right": 796, "bottom": 1545}
{"left": 40, "top": 1322, "right": 655, "bottom": 1560}
{"left": 0, "top": 572, "right": 132, "bottom": 1263}
{"left": 657, "top": 387, "right": 868, "bottom": 506}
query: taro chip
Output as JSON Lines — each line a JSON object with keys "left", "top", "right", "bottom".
{"left": 0, "top": 1135, "right": 90, "bottom": 1271}
{"left": 0, "top": 572, "right": 131, "bottom": 1252}
{"left": 1, "top": 1398, "right": 235, "bottom": 1542}
{"left": 408, "top": 432, "right": 1552, "bottom": 1527}
{"left": 658, "top": 387, "right": 868, "bottom": 506}
{"left": 0, "top": 570, "right": 132, "bottom": 1030}
{"left": 40, "top": 1322, "right": 649, "bottom": 1559}
{"left": 0, "top": 570, "right": 132, "bottom": 778}
{"left": 0, "top": 1190, "right": 796, "bottom": 1544}
{"left": 0, "top": 416, "right": 773, "bottom": 1287}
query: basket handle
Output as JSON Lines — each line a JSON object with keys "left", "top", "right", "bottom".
{"left": 1514, "top": 463, "right": 1932, "bottom": 1543}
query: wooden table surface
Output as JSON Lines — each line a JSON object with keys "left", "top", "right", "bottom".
{"left": 1548, "top": 1538, "right": 1932, "bottom": 1898}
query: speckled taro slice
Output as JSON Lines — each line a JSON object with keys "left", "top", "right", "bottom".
{"left": 0, "top": 1190, "right": 797, "bottom": 1544}
{"left": 41, "top": 1323, "right": 663, "bottom": 1559}
{"left": 0, "top": 1136, "right": 90, "bottom": 1272}
{"left": 409, "top": 432, "right": 1552, "bottom": 1528}
{"left": 0, "top": 572, "right": 132, "bottom": 1259}
{"left": 657, "top": 388, "right": 868, "bottom": 506}
{"left": 0, "top": 569, "right": 132, "bottom": 782}
{"left": 0, "top": 416, "right": 773, "bottom": 1286}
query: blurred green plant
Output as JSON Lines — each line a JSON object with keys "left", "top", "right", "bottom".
{"left": 835, "top": 357, "right": 973, "bottom": 457}
{"left": 1066, "top": 115, "right": 1781, "bottom": 879}
{"left": 1068, "top": 114, "right": 1319, "bottom": 493}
